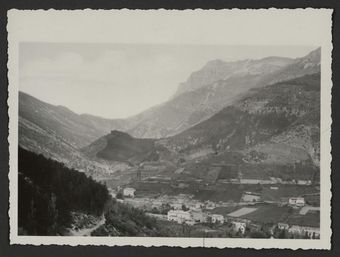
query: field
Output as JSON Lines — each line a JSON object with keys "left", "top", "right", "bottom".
{"left": 287, "top": 211, "right": 320, "bottom": 227}
{"left": 240, "top": 204, "right": 292, "bottom": 224}
{"left": 227, "top": 207, "right": 258, "bottom": 217}
{"left": 261, "top": 185, "right": 319, "bottom": 202}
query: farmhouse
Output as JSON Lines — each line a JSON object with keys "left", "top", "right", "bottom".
{"left": 167, "top": 210, "right": 192, "bottom": 224}
{"left": 277, "top": 223, "right": 289, "bottom": 230}
{"left": 288, "top": 197, "right": 305, "bottom": 207}
{"left": 296, "top": 179, "right": 312, "bottom": 185}
{"left": 232, "top": 221, "right": 247, "bottom": 234}
{"left": 210, "top": 214, "right": 224, "bottom": 224}
{"left": 123, "top": 187, "right": 136, "bottom": 198}
{"left": 241, "top": 191, "right": 261, "bottom": 202}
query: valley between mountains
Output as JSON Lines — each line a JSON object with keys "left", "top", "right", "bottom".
{"left": 18, "top": 48, "right": 321, "bottom": 238}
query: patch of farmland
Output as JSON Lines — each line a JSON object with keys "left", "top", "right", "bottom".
{"left": 287, "top": 211, "right": 320, "bottom": 227}
{"left": 261, "top": 185, "right": 319, "bottom": 202}
{"left": 194, "top": 188, "right": 243, "bottom": 202}
{"left": 227, "top": 207, "right": 258, "bottom": 217}
{"left": 240, "top": 204, "right": 292, "bottom": 223}
{"left": 210, "top": 206, "right": 239, "bottom": 215}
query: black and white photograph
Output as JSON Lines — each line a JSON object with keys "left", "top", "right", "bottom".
{"left": 7, "top": 9, "right": 332, "bottom": 249}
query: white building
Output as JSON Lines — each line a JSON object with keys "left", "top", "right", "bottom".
{"left": 288, "top": 197, "right": 305, "bottom": 207}
{"left": 277, "top": 223, "right": 289, "bottom": 230}
{"left": 297, "top": 180, "right": 312, "bottom": 185}
{"left": 123, "top": 187, "right": 136, "bottom": 198}
{"left": 241, "top": 192, "right": 261, "bottom": 202}
{"left": 167, "top": 210, "right": 192, "bottom": 224}
{"left": 211, "top": 214, "right": 224, "bottom": 224}
{"left": 288, "top": 225, "right": 320, "bottom": 238}
{"left": 232, "top": 221, "right": 247, "bottom": 234}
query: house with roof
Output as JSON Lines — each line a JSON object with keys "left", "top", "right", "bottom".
{"left": 232, "top": 221, "right": 247, "bottom": 234}
{"left": 288, "top": 197, "right": 305, "bottom": 207}
{"left": 241, "top": 191, "right": 261, "bottom": 202}
{"left": 123, "top": 187, "right": 136, "bottom": 198}
{"left": 210, "top": 214, "right": 224, "bottom": 224}
{"left": 167, "top": 210, "right": 193, "bottom": 224}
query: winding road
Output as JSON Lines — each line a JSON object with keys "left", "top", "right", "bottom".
{"left": 69, "top": 215, "right": 106, "bottom": 236}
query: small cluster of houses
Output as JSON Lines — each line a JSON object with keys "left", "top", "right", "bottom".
{"left": 277, "top": 222, "right": 320, "bottom": 239}
{"left": 167, "top": 209, "right": 224, "bottom": 225}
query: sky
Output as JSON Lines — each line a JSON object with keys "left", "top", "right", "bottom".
{"left": 19, "top": 43, "right": 316, "bottom": 119}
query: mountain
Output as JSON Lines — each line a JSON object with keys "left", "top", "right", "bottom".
{"left": 87, "top": 72, "right": 320, "bottom": 172}
{"left": 19, "top": 92, "right": 134, "bottom": 149}
{"left": 259, "top": 47, "right": 321, "bottom": 87}
{"left": 162, "top": 73, "right": 320, "bottom": 166}
{"left": 19, "top": 48, "right": 321, "bottom": 176}
{"left": 127, "top": 49, "right": 320, "bottom": 139}
{"left": 82, "top": 130, "right": 171, "bottom": 164}
{"left": 174, "top": 57, "right": 294, "bottom": 96}
{"left": 19, "top": 92, "right": 137, "bottom": 175}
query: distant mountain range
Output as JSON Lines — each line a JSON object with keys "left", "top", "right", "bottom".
{"left": 85, "top": 73, "right": 320, "bottom": 168}
{"left": 19, "top": 47, "right": 321, "bottom": 179}
{"left": 126, "top": 48, "right": 320, "bottom": 139}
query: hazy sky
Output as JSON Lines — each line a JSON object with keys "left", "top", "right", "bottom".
{"left": 19, "top": 43, "right": 316, "bottom": 119}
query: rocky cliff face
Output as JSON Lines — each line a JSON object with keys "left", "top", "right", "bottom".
{"left": 127, "top": 49, "right": 320, "bottom": 139}
{"left": 174, "top": 57, "right": 293, "bottom": 96}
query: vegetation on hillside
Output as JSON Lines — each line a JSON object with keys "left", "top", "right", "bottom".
{"left": 91, "top": 199, "right": 171, "bottom": 237}
{"left": 18, "top": 147, "right": 109, "bottom": 235}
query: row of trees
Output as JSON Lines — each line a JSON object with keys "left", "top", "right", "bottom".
{"left": 18, "top": 147, "right": 109, "bottom": 235}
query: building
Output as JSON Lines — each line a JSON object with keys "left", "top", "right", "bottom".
{"left": 277, "top": 223, "right": 289, "bottom": 230}
{"left": 167, "top": 210, "right": 192, "bottom": 224}
{"left": 289, "top": 197, "right": 305, "bottom": 207}
{"left": 297, "top": 180, "right": 312, "bottom": 185}
{"left": 232, "top": 221, "right": 247, "bottom": 234}
{"left": 288, "top": 225, "right": 320, "bottom": 239}
{"left": 123, "top": 187, "right": 136, "bottom": 198}
{"left": 241, "top": 191, "right": 261, "bottom": 202}
{"left": 211, "top": 214, "right": 224, "bottom": 224}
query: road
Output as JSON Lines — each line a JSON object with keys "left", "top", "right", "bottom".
{"left": 69, "top": 215, "right": 106, "bottom": 236}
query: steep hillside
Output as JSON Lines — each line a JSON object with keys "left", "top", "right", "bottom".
{"left": 162, "top": 73, "right": 320, "bottom": 166}
{"left": 127, "top": 49, "right": 320, "bottom": 139}
{"left": 19, "top": 92, "right": 136, "bottom": 177}
{"left": 18, "top": 147, "right": 109, "bottom": 235}
{"left": 19, "top": 92, "right": 134, "bottom": 148}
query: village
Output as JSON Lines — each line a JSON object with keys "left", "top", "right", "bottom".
{"left": 107, "top": 181, "right": 320, "bottom": 239}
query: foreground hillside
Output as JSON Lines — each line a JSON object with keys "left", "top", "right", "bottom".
{"left": 18, "top": 147, "right": 109, "bottom": 235}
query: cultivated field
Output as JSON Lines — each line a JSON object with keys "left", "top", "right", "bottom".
{"left": 227, "top": 207, "right": 258, "bottom": 217}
